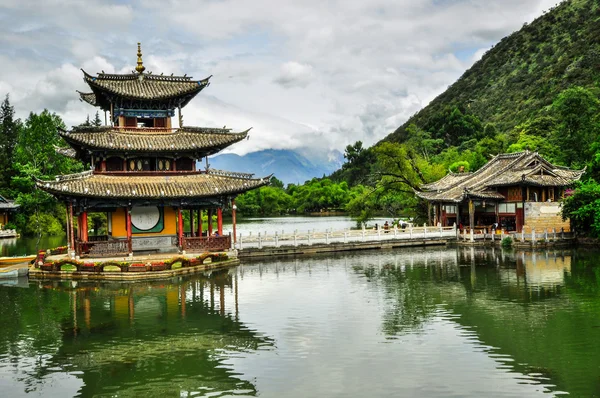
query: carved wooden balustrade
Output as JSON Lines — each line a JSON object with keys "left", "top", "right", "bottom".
{"left": 182, "top": 235, "right": 231, "bottom": 252}
{"left": 77, "top": 239, "right": 131, "bottom": 258}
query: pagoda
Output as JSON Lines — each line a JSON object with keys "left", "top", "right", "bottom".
{"left": 37, "top": 43, "right": 269, "bottom": 258}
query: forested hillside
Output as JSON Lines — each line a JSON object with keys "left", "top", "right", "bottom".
{"left": 385, "top": 0, "right": 600, "bottom": 144}
{"left": 244, "top": 0, "right": 600, "bottom": 234}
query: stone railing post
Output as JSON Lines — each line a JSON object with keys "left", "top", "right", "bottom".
{"left": 561, "top": 227, "right": 564, "bottom": 239}
{"left": 294, "top": 230, "right": 298, "bottom": 247}
{"left": 362, "top": 229, "right": 366, "bottom": 242}
{"left": 275, "top": 231, "right": 279, "bottom": 247}
{"left": 423, "top": 223, "right": 427, "bottom": 239}
{"left": 532, "top": 227, "right": 536, "bottom": 244}
{"left": 239, "top": 233, "right": 243, "bottom": 250}
{"left": 308, "top": 230, "right": 312, "bottom": 245}
{"left": 521, "top": 227, "right": 525, "bottom": 242}
{"left": 326, "top": 231, "right": 329, "bottom": 245}
{"left": 470, "top": 228, "right": 474, "bottom": 242}
{"left": 552, "top": 228, "right": 556, "bottom": 242}
{"left": 258, "top": 232, "right": 262, "bottom": 249}
{"left": 344, "top": 231, "right": 348, "bottom": 243}
{"left": 394, "top": 225, "right": 397, "bottom": 238}
{"left": 409, "top": 225, "right": 413, "bottom": 239}
{"left": 439, "top": 225, "right": 443, "bottom": 238}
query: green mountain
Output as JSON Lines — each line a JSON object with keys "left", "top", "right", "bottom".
{"left": 384, "top": 0, "right": 600, "bottom": 145}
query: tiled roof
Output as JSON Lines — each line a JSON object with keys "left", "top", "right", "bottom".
{"left": 36, "top": 170, "right": 269, "bottom": 199}
{"left": 78, "top": 91, "right": 97, "bottom": 106}
{"left": 416, "top": 151, "right": 585, "bottom": 203}
{"left": 0, "top": 195, "right": 19, "bottom": 210}
{"left": 82, "top": 70, "right": 210, "bottom": 101}
{"left": 59, "top": 126, "right": 249, "bottom": 155}
{"left": 420, "top": 172, "right": 473, "bottom": 191}
{"left": 54, "top": 145, "right": 77, "bottom": 158}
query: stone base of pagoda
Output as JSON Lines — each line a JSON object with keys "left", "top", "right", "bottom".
{"left": 29, "top": 250, "right": 239, "bottom": 281}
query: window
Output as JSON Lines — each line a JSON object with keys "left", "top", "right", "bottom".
{"left": 106, "top": 157, "right": 123, "bottom": 171}
{"left": 125, "top": 117, "right": 137, "bottom": 127}
{"left": 444, "top": 205, "right": 457, "bottom": 214}
{"left": 157, "top": 158, "right": 172, "bottom": 171}
{"left": 177, "top": 157, "right": 194, "bottom": 171}
{"left": 498, "top": 203, "right": 516, "bottom": 213}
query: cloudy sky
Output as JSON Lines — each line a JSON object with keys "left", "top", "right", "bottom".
{"left": 0, "top": 0, "right": 560, "bottom": 159}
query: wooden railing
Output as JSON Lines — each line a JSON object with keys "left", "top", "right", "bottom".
{"left": 234, "top": 225, "right": 457, "bottom": 250}
{"left": 77, "top": 239, "right": 130, "bottom": 258}
{"left": 182, "top": 235, "right": 232, "bottom": 252}
{"left": 114, "top": 127, "right": 175, "bottom": 133}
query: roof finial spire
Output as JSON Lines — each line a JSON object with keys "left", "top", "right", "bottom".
{"left": 135, "top": 42, "right": 145, "bottom": 74}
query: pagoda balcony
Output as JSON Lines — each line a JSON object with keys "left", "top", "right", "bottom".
{"left": 114, "top": 126, "right": 176, "bottom": 133}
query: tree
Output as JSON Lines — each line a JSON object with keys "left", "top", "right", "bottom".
{"left": 561, "top": 180, "right": 600, "bottom": 238}
{"left": 0, "top": 94, "right": 21, "bottom": 194}
{"left": 11, "top": 110, "right": 83, "bottom": 234}
{"left": 551, "top": 87, "right": 600, "bottom": 167}
{"left": 92, "top": 111, "right": 102, "bottom": 127}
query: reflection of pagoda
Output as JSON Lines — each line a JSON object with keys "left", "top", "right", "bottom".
{"left": 32, "top": 271, "right": 272, "bottom": 396}
{"left": 37, "top": 44, "right": 268, "bottom": 258}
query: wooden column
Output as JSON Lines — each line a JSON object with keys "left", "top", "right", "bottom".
{"left": 468, "top": 199, "right": 475, "bottom": 233}
{"left": 427, "top": 202, "right": 432, "bottom": 226}
{"left": 101, "top": 159, "right": 106, "bottom": 172}
{"left": 177, "top": 208, "right": 184, "bottom": 248}
{"left": 65, "top": 205, "right": 71, "bottom": 252}
{"left": 232, "top": 200, "right": 237, "bottom": 243}
{"left": 208, "top": 209, "right": 213, "bottom": 236}
{"left": 495, "top": 202, "right": 499, "bottom": 224}
{"left": 82, "top": 210, "right": 88, "bottom": 242}
{"left": 126, "top": 207, "right": 132, "bottom": 255}
{"left": 197, "top": 209, "right": 202, "bottom": 237}
{"left": 69, "top": 203, "right": 75, "bottom": 255}
{"left": 217, "top": 208, "right": 223, "bottom": 235}
{"left": 189, "top": 209, "right": 194, "bottom": 237}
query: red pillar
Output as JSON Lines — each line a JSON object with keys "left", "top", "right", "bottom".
{"left": 82, "top": 210, "right": 88, "bottom": 242}
{"left": 126, "top": 207, "right": 132, "bottom": 255}
{"left": 101, "top": 160, "right": 106, "bottom": 172}
{"left": 69, "top": 203, "right": 75, "bottom": 255}
{"left": 177, "top": 207, "right": 184, "bottom": 248}
{"left": 189, "top": 209, "right": 194, "bottom": 237}
{"left": 217, "top": 208, "right": 223, "bottom": 235}
{"left": 65, "top": 205, "right": 71, "bottom": 251}
{"left": 208, "top": 209, "right": 213, "bottom": 236}
{"left": 197, "top": 209, "right": 202, "bottom": 237}
{"left": 232, "top": 200, "right": 237, "bottom": 243}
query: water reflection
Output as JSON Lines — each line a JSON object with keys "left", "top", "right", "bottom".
{"left": 1, "top": 247, "right": 600, "bottom": 397}
{"left": 0, "top": 270, "right": 273, "bottom": 397}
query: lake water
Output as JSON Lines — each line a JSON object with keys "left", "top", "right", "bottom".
{"left": 1, "top": 245, "right": 599, "bottom": 397}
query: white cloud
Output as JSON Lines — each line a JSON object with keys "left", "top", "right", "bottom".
{"left": 274, "top": 62, "right": 314, "bottom": 88}
{"left": 0, "top": 0, "right": 563, "bottom": 154}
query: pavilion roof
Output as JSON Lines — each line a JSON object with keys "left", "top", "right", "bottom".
{"left": 0, "top": 195, "right": 19, "bottom": 210}
{"left": 80, "top": 70, "right": 211, "bottom": 110}
{"left": 416, "top": 151, "right": 585, "bottom": 203}
{"left": 36, "top": 170, "right": 269, "bottom": 199}
{"left": 59, "top": 126, "right": 249, "bottom": 157}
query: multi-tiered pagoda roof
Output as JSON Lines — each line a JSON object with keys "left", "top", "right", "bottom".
{"left": 39, "top": 43, "right": 268, "bottom": 204}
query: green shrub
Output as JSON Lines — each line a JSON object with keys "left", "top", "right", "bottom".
{"left": 501, "top": 237, "right": 513, "bottom": 248}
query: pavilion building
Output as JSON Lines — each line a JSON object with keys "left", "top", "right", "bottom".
{"left": 37, "top": 43, "right": 269, "bottom": 258}
{"left": 416, "top": 151, "right": 585, "bottom": 233}
{"left": 0, "top": 195, "right": 19, "bottom": 229}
